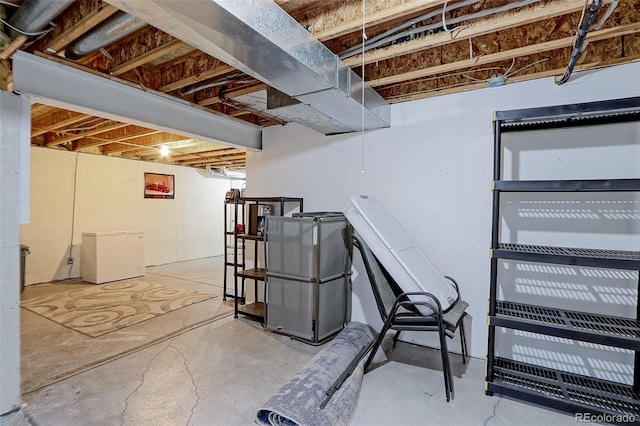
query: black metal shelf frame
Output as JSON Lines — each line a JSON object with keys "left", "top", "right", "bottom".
{"left": 231, "top": 197, "right": 303, "bottom": 322}
{"left": 494, "top": 179, "right": 640, "bottom": 192}
{"left": 486, "top": 96, "right": 640, "bottom": 419}
{"left": 223, "top": 198, "right": 245, "bottom": 301}
{"left": 488, "top": 358, "right": 640, "bottom": 418}
{"left": 492, "top": 243, "right": 640, "bottom": 270}
{"left": 491, "top": 300, "right": 640, "bottom": 351}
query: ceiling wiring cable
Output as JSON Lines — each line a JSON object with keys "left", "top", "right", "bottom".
{"left": 505, "top": 57, "right": 551, "bottom": 78}
{"left": 386, "top": 80, "right": 484, "bottom": 101}
{"left": 339, "top": 0, "right": 479, "bottom": 59}
{"left": 339, "top": 0, "right": 542, "bottom": 59}
{"left": 0, "top": 16, "right": 54, "bottom": 36}
{"left": 503, "top": 58, "right": 516, "bottom": 77}
{"left": 382, "top": 66, "right": 505, "bottom": 90}
{"left": 442, "top": 0, "right": 452, "bottom": 32}
{"left": 0, "top": 0, "right": 20, "bottom": 7}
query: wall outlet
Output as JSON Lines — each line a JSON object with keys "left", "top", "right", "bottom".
{"left": 67, "top": 257, "right": 74, "bottom": 265}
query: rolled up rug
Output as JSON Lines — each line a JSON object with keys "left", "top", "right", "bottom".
{"left": 256, "top": 322, "right": 374, "bottom": 426}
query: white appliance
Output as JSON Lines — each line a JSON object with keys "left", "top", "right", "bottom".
{"left": 81, "top": 231, "right": 145, "bottom": 284}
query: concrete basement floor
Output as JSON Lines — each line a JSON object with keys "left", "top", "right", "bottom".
{"left": 2, "top": 257, "right": 578, "bottom": 426}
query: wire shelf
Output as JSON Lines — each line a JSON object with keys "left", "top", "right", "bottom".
{"left": 493, "top": 301, "right": 640, "bottom": 350}
{"left": 494, "top": 243, "right": 640, "bottom": 270}
{"left": 491, "top": 358, "right": 640, "bottom": 416}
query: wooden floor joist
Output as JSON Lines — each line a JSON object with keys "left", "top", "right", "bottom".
{"left": 46, "top": 122, "right": 130, "bottom": 148}
{"left": 110, "top": 39, "right": 185, "bottom": 77}
{"left": 368, "top": 22, "right": 640, "bottom": 88}
{"left": 159, "top": 65, "right": 236, "bottom": 93}
{"left": 343, "top": 0, "right": 605, "bottom": 67}
{"left": 44, "top": 5, "right": 119, "bottom": 54}
{"left": 198, "top": 83, "right": 268, "bottom": 107}
{"left": 311, "top": 0, "right": 449, "bottom": 41}
{"left": 31, "top": 113, "right": 93, "bottom": 138}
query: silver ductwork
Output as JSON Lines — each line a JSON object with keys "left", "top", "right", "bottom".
{"left": 65, "top": 11, "right": 146, "bottom": 59}
{"left": 105, "top": 0, "right": 390, "bottom": 134}
{"left": 7, "top": 0, "right": 74, "bottom": 39}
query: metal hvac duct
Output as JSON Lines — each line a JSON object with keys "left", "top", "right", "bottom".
{"left": 65, "top": 11, "right": 147, "bottom": 59}
{"left": 7, "top": 0, "right": 74, "bottom": 39}
{"left": 105, "top": 0, "right": 390, "bottom": 134}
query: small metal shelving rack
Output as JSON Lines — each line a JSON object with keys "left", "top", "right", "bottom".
{"left": 485, "top": 96, "right": 640, "bottom": 419}
{"left": 229, "top": 196, "right": 303, "bottom": 322}
{"left": 223, "top": 194, "right": 244, "bottom": 301}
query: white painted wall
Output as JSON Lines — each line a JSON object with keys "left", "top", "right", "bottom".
{"left": 20, "top": 147, "right": 234, "bottom": 285}
{"left": 246, "top": 62, "right": 640, "bottom": 363}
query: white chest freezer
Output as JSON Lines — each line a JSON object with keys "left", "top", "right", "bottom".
{"left": 81, "top": 231, "right": 145, "bottom": 284}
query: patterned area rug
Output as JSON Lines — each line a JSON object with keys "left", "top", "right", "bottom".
{"left": 21, "top": 280, "right": 216, "bottom": 337}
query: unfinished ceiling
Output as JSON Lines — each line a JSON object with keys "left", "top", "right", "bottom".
{"left": 1, "top": 0, "right": 638, "bottom": 171}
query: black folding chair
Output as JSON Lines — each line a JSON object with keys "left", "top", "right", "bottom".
{"left": 352, "top": 234, "right": 468, "bottom": 402}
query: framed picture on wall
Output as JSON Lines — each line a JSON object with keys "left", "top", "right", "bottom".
{"left": 144, "top": 173, "right": 175, "bottom": 199}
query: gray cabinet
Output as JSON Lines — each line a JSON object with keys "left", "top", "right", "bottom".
{"left": 265, "top": 213, "right": 351, "bottom": 344}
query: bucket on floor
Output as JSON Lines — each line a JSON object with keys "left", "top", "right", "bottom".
{"left": 20, "top": 245, "right": 30, "bottom": 294}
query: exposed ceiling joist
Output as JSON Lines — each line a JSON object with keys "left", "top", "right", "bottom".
{"left": 46, "top": 121, "right": 130, "bottom": 147}
{"left": 31, "top": 112, "right": 93, "bottom": 138}
{"left": 102, "top": 132, "right": 191, "bottom": 155}
{"left": 369, "top": 21, "right": 640, "bottom": 87}
{"left": 0, "top": 0, "right": 636, "bottom": 172}
{"left": 44, "top": 4, "right": 119, "bottom": 55}
{"left": 198, "top": 83, "right": 269, "bottom": 107}
{"left": 343, "top": 0, "right": 601, "bottom": 67}
{"left": 159, "top": 64, "right": 236, "bottom": 92}
{"left": 312, "top": 0, "right": 449, "bottom": 41}
{"left": 110, "top": 39, "right": 185, "bottom": 76}
{"left": 75, "top": 126, "right": 162, "bottom": 149}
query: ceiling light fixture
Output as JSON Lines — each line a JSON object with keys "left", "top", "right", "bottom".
{"left": 159, "top": 145, "right": 170, "bottom": 156}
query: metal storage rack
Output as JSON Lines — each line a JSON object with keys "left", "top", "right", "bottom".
{"left": 223, "top": 192, "right": 244, "bottom": 301}
{"left": 231, "top": 196, "right": 303, "bottom": 322}
{"left": 485, "top": 97, "right": 640, "bottom": 418}
{"left": 265, "top": 212, "right": 351, "bottom": 344}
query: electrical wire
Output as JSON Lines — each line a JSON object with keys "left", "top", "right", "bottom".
{"left": 386, "top": 80, "right": 484, "bottom": 101}
{"left": 505, "top": 57, "right": 550, "bottom": 78}
{"left": 0, "top": 0, "right": 20, "bottom": 8}
{"left": 382, "top": 66, "right": 505, "bottom": 90}
{"left": 442, "top": 1, "right": 451, "bottom": 32}
{"left": 503, "top": 58, "right": 516, "bottom": 77}
{"left": 68, "top": 152, "right": 80, "bottom": 279}
{"left": 0, "top": 16, "right": 54, "bottom": 36}
{"left": 340, "top": 0, "right": 479, "bottom": 59}
{"left": 59, "top": 117, "right": 107, "bottom": 133}
{"left": 340, "top": 0, "right": 541, "bottom": 60}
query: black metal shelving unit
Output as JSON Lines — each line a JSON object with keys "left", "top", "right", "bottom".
{"left": 223, "top": 196, "right": 245, "bottom": 301}
{"left": 231, "top": 196, "right": 303, "bottom": 322}
{"left": 486, "top": 96, "right": 640, "bottom": 419}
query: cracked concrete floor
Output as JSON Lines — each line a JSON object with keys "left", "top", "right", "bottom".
{"left": 3, "top": 257, "right": 578, "bottom": 426}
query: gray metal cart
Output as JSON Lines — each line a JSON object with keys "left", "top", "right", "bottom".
{"left": 265, "top": 212, "right": 351, "bottom": 344}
